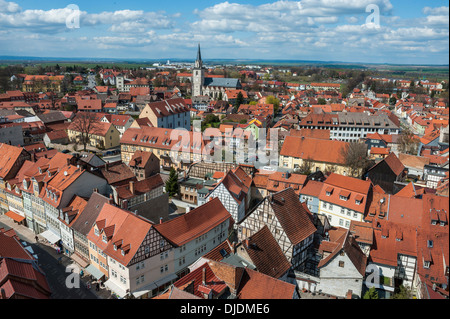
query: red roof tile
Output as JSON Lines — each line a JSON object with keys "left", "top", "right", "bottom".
{"left": 154, "top": 197, "right": 232, "bottom": 247}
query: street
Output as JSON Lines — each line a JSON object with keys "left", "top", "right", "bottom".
{"left": 0, "top": 217, "right": 112, "bottom": 299}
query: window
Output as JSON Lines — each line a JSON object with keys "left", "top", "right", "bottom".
{"left": 339, "top": 219, "right": 344, "bottom": 226}
{"left": 345, "top": 220, "right": 350, "bottom": 228}
{"left": 423, "top": 261, "right": 430, "bottom": 269}
{"left": 339, "top": 261, "right": 345, "bottom": 267}
{"left": 427, "top": 240, "right": 433, "bottom": 248}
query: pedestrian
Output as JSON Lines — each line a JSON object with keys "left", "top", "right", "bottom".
{"left": 87, "top": 282, "right": 91, "bottom": 289}
{"left": 35, "top": 236, "right": 39, "bottom": 243}
{"left": 96, "top": 283, "right": 100, "bottom": 291}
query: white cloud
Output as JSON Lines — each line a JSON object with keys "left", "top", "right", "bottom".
{"left": 0, "top": 0, "right": 20, "bottom": 13}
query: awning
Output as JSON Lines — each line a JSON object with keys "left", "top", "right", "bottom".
{"left": 104, "top": 279, "right": 128, "bottom": 299}
{"left": 131, "top": 273, "right": 178, "bottom": 298}
{"left": 84, "top": 264, "right": 105, "bottom": 280}
{"left": 154, "top": 273, "right": 178, "bottom": 288}
{"left": 5, "top": 211, "right": 25, "bottom": 223}
{"left": 39, "top": 230, "right": 61, "bottom": 244}
{"left": 70, "top": 253, "right": 89, "bottom": 268}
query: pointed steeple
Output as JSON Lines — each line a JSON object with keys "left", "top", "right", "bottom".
{"left": 197, "top": 43, "right": 202, "bottom": 62}
{"left": 195, "top": 43, "right": 202, "bottom": 69}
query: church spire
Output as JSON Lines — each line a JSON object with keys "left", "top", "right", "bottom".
{"left": 195, "top": 43, "right": 202, "bottom": 69}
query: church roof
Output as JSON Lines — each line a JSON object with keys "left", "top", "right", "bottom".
{"left": 203, "top": 77, "right": 241, "bottom": 88}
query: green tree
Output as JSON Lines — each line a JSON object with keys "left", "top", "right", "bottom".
{"left": 234, "top": 91, "right": 244, "bottom": 111}
{"left": 363, "top": 287, "right": 379, "bottom": 299}
{"left": 165, "top": 168, "right": 180, "bottom": 197}
{"left": 391, "top": 285, "right": 413, "bottom": 299}
{"left": 389, "top": 96, "right": 397, "bottom": 105}
{"left": 266, "top": 95, "right": 280, "bottom": 113}
{"left": 317, "top": 98, "right": 326, "bottom": 105}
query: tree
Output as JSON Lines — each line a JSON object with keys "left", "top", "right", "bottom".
{"left": 266, "top": 95, "right": 280, "bottom": 114}
{"left": 340, "top": 142, "right": 371, "bottom": 178}
{"left": 389, "top": 96, "right": 397, "bottom": 105}
{"left": 296, "top": 157, "right": 313, "bottom": 175}
{"left": 69, "top": 112, "right": 101, "bottom": 152}
{"left": 391, "top": 285, "right": 413, "bottom": 299}
{"left": 165, "top": 167, "right": 179, "bottom": 197}
{"left": 317, "top": 98, "right": 327, "bottom": 105}
{"left": 398, "top": 128, "right": 419, "bottom": 155}
{"left": 234, "top": 91, "right": 244, "bottom": 111}
{"left": 363, "top": 287, "right": 379, "bottom": 299}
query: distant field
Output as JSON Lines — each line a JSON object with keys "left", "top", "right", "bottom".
{"left": 0, "top": 57, "right": 448, "bottom": 81}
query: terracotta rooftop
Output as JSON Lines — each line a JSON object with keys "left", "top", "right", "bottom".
{"left": 154, "top": 197, "right": 232, "bottom": 247}
{"left": 242, "top": 225, "right": 292, "bottom": 279}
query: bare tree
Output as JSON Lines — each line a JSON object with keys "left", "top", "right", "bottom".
{"left": 296, "top": 156, "right": 314, "bottom": 175}
{"left": 398, "top": 128, "right": 419, "bottom": 155}
{"left": 340, "top": 142, "right": 371, "bottom": 178}
{"left": 69, "top": 112, "right": 101, "bottom": 152}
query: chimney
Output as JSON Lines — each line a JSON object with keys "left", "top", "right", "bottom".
{"left": 346, "top": 290, "right": 353, "bottom": 299}
{"left": 202, "top": 267, "right": 206, "bottom": 286}
{"left": 129, "top": 180, "right": 134, "bottom": 195}
{"left": 159, "top": 217, "right": 163, "bottom": 224}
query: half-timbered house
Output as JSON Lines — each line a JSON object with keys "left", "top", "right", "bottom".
{"left": 203, "top": 167, "right": 252, "bottom": 224}
{"left": 87, "top": 203, "right": 178, "bottom": 299}
{"left": 153, "top": 197, "right": 233, "bottom": 279}
{"left": 237, "top": 188, "right": 317, "bottom": 270}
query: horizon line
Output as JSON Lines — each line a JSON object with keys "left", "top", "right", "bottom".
{"left": 0, "top": 55, "right": 448, "bottom": 68}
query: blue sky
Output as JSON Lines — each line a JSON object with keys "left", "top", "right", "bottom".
{"left": 0, "top": 0, "right": 448, "bottom": 64}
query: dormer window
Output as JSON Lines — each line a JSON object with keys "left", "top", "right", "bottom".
{"left": 102, "top": 234, "right": 107, "bottom": 243}
{"left": 427, "top": 240, "right": 433, "bottom": 248}
{"left": 113, "top": 245, "right": 117, "bottom": 251}
{"left": 121, "top": 249, "right": 125, "bottom": 256}
{"left": 423, "top": 261, "right": 431, "bottom": 269}
{"left": 94, "top": 228, "right": 99, "bottom": 236}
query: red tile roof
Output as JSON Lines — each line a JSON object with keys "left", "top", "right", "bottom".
{"left": 267, "top": 188, "right": 316, "bottom": 245}
{"left": 172, "top": 262, "right": 228, "bottom": 299}
{"left": 242, "top": 225, "right": 292, "bottom": 279}
{"left": 154, "top": 197, "right": 232, "bottom": 247}
{"left": 319, "top": 173, "right": 371, "bottom": 214}
{"left": 266, "top": 171, "right": 306, "bottom": 195}
{"left": 280, "top": 136, "right": 348, "bottom": 165}
{"left": 115, "top": 174, "right": 164, "bottom": 200}
{"left": 236, "top": 267, "right": 297, "bottom": 299}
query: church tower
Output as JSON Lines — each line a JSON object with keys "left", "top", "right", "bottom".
{"left": 192, "top": 43, "right": 204, "bottom": 97}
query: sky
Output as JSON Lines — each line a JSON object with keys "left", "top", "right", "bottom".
{"left": 0, "top": 0, "right": 448, "bottom": 65}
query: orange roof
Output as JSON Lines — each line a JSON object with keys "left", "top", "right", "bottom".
{"left": 319, "top": 173, "right": 371, "bottom": 214}
{"left": 281, "top": 136, "right": 347, "bottom": 165}
{"left": 236, "top": 267, "right": 297, "bottom": 299}
{"left": 102, "top": 208, "right": 153, "bottom": 266}
{"left": 0, "top": 143, "right": 28, "bottom": 180}
{"left": 370, "top": 147, "right": 390, "bottom": 155}
{"left": 154, "top": 197, "right": 232, "bottom": 246}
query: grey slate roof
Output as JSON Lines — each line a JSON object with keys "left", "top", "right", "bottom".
{"left": 70, "top": 192, "right": 111, "bottom": 236}
{"left": 203, "top": 77, "right": 241, "bottom": 89}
